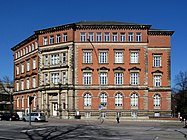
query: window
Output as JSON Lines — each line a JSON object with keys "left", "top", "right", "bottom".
{"left": 29, "top": 45, "right": 31, "bottom": 52}
{"left": 27, "top": 61, "right": 30, "bottom": 72}
{"left": 33, "top": 96, "right": 36, "bottom": 108}
{"left": 43, "top": 36, "right": 48, "bottom": 45}
{"left": 44, "top": 74, "right": 48, "bottom": 85}
{"left": 100, "top": 93, "right": 107, "bottom": 106}
{"left": 112, "top": 33, "right": 118, "bottom": 42}
{"left": 130, "top": 72, "right": 139, "bottom": 85}
{"left": 136, "top": 32, "right": 142, "bottom": 42}
{"left": 115, "top": 73, "right": 123, "bottom": 85}
{"left": 130, "top": 51, "right": 139, "bottom": 63}
{"left": 31, "top": 43, "right": 34, "bottom": 51}
{"left": 83, "top": 51, "right": 92, "bottom": 63}
{"left": 51, "top": 73, "right": 59, "bottom": 84}
{"left": 153, "top": 55, "right": 162, "bottom": 67}
{"left": 84, "top": 93, "right": 92, "bottom": 106}
{"left": 63, "top": 33, "right": 67, "bottom": 42}
{"left": 62, "top": 52, "right": 66, "bottom": 64}
{"left": 80, "top": 32, "right": 86, "bottom": 42}
{"left": 83, "top": 73, "right": 92, "bottom": 85}
{"left": 85, "top": 112, "right": 91, "bottom": 118}
{"left": 131, "top": 93, "right": 138, "bottom": 107}
{"left": 62, "top": 72, "right": 66, "bottom": 85}
{"left": 120, "top": 33, "right": 126, "bottom": 42}
{"left": 23, "top": 48, "right": 25, "bottom": 55}
{"left": 17, "top": 98, "right": 19, "bottom": 108}
{"left": 16, "top": 65, "right": 19, "bottom": 75}
{"left": 44, "top": 55, "right": 48, "bottom": 65}
{"left": 115, "top": 93, "right": 123, "bottom": 106}
{"left": 26, "top": 47, "right": 28, "bottom": 54}
{"left": 35, "top": 42, "right": 38, "bottom": 49}
{"left": 56, "top": 34, "right": 61, "bottom": 43}
{"left": 51, "top": 54, "right": 60, "bottom": 65}
{"left": 88, "top": 32, "right": 94, "bottom": 42}
{"left": 15, "top": 53, "right": 18, "bottom": 59}
{"left": 27, "top": 96, "right": 29, "bottom": 107}
{"left": 50, "top": 35, "right": 54, "bottom": 44}
{"left": 32, "top": 77, "right": 36, "bottom": 88}
{"left": 33, "top": 58, "right": 36, "bottom": 69}
{"left": 104, "top": 32, "right": 110, "bottom": 42}
{"left": 154, "top": 94, "right": 161, "bottom": 106}
{"left": 96, "top": 32, "right": 102, "bottom": 42}
{"left": 27, "top": 78, "right": 30, "bottom": 89}
{"left": 154, "top": 75, "right": 161, "bottom": 87}
{"left": 99, "top": 51, "right": 108, "bottom": 63}
{"left": 21, "top": 63, "right": 24, "bottom": 73}
{"left": 21, "top": 80, "right": 24, "bottom": 90}
{"left": 128, "top": 32, "right": 134, "bottom": 42}
{"left": 20, "top": 50, "right": 22, "bottom": 56}
{"left": 22, "top": 97, "right": 24, "bottom": 108}
{"left": 115, "top": 51, "right": 123, "bottom": 63}
{"left": 100, "top": 72, "right": 107, "bottom": 85}
{"left": 16, "top": 81, "right": 19, "bottom": 91}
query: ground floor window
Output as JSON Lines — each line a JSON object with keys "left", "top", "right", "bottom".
{"left": 131, "top": 111, "right": 137, "bottom": 118}
{"left": 85, "top": 112, "right": 91, "bottom": 118}
{"left": 154, "top": 112, "right": 160, "bottom": 117}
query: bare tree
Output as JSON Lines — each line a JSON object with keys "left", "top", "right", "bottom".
{"left": 173, "top": 71, "right": 187, "bottom": 117}
{"left": 0, "top": 76, "right": 14, "bottom": 112}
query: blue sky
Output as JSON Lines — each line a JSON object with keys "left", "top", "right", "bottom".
{"left": 0, "top": 0, "right": 186, "bottom": 87}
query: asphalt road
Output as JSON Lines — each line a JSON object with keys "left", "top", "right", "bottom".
{"left": 0, "top": 119, "right": 187, "bottom": 140}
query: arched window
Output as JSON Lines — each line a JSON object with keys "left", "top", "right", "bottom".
{"left": 22, "top": 96, "right": 24, "bottom": 108}
{"left": 100, "top": 93, "right": 107, "bottom": 106}
{"left": 17, "top": 97, "right": 20, "bottom": 108}
{"left": 33, "top": 95, "right": 36, "bottom": 108}
{"left": 115, "top": 93, "right": 123, "bottom": 106}
{"left": 84, "top": 93, "right": 92, "bottom": 106}
{"left": 154, "top": 94, "right": 161, "bottom": 106}
{"left": 131, "top": 93, "right": 138, "bottom": 107}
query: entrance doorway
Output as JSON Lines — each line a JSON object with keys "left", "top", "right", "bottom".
{"left": 52, "top": 103, "right": 58, "bottom": 116}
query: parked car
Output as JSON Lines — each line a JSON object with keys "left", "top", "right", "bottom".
{"left": 0, "top": 112, "right": 20, "bottom": 121}
{"left": 22, "top": 112, "right": 46, "bottom": 122}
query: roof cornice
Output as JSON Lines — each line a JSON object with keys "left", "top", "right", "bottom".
{"left": 148, "top": 30, "right": 174, "bottom": 36}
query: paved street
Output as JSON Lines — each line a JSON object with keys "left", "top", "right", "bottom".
{"left": 0, "top": 119, "right": 187, "bottom": 140}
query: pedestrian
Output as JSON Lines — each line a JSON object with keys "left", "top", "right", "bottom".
{"left": 116, "top": 116, "right": 120, "bottom": 123}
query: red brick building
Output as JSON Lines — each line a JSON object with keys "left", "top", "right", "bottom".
{"left": 11, "top": 21, "right": 174, "bottom": 119}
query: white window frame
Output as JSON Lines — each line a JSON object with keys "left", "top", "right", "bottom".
{"left": 100, "top": 72, "right": 108, "bottom": 85}
{"left": 104, "top": 32, "right": 110, "bottom": 42}
{"left": 80, "top": 32, "right": 86, "bottom": 42}
{"left": 120, "top": 33, "right": 126, "bottom": 42}
{"left": 51, "top": 73, "right": 59, "bottom": 84}
{"left": 115, "top": 93, "right": 123, "bottom": 106}
{"left": 84, "top": 93, "right": 92, "bottom": 106}
{"left": 43, "top": 36, "right": 48, "bottom": 45}
{"left": 83, "top": 72, "right": 92, "bottom": 85}
{"left": 96, "top": 32, "right": 102, "bottom": 42}
{"left": 115, "top": 51, "right": 123, "bottom": 63}
{"left": 22, "top": 97, "right": 24, "bottom": 108}
{"left": 99, "top": 51, "right": 108, "bottom": 63}
{"left": 130, "top": 51, "right": 139, "bottom": 63}
{"left": 32, "top": 77, "right": 36, "bottom": 88}
{"left": 50, "top": 35, "right": 54, "bottom": 44}
{"left": 51, "top": 54, "right": 60, "bottom": 65}
{"left": 56, "top": 34, "right": 61, "bottom": 43}
{"left": 130, "top": 72, "right": 139, "bottom": 85}
{"left": 62, "top": 72, "right": 66, "bottom": 85}
{"left": 154, "top": 94, "right": 161, "bottom": 107}
{"left": 128, "top": 32, "right": 134, "bottom": 42}
{"left": 31, "top": 43, "right": 35, "bottom": 51}
{"left": 33, "top": 58, "right": 36, "bottom": 69}
{"left": 44, "top": 55, "right": 48, "bottom": 66}
{"left": 83, "top": 51, "right": 92, "bottom": 63}
{"left": 153, "top": 55, "right": 162, "bottom": 67}
{"left": 16, "top": 65, "right": 19, "bottom": 75}
{"left": 88, "top": 32, "right": 94, "bottom": 42}
{"left": 27, "top": 61, "right": 30, "bottom": 72}
{"left": 27, "top": 78, "right": 30, "bottom": 89}
{"left": 112, "top": 33, "right": 118, "bottom": 42}
{"left": 136, "top": 32, "right": 142, "bottom": 42}
{"left": 131, "top": 93, "right": 138, "bottom": 107}
{"left": 100, "top": 93, "right": 107, "bottom": 106}
{"left": 62, "top": 52, "right": 66, "bottom": 64}
{"left": 16, "top": 81, "right": 19, "bottom": 91}
{"left": 21, "top": 63, "right": 24, "bottom": 73}
{"left": 17, "top": 98, "right": 19, "bottom": 108}
{"left": 115, "top": 72, "right": 123, "bottom": 85}
{"left": 63, "top": 33, "right": 67, "bottom": 42}
{"left": 154, "top": 75, "right": 162, "bottom": 87}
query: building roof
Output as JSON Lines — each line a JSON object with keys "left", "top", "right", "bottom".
{"left": 11, "top": 21, "right": 174, "bottom": 51}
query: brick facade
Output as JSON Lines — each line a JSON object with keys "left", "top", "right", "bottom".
{"left": 11, "top": 21, "right": 174, "bottom": 119}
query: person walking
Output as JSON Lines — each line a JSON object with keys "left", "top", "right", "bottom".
{"left": 116, "top": 116, "right": 120, "bottom": 123}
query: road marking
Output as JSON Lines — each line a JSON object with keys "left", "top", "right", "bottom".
{"left": 21, "top": 128, "right": 46, "bottom": 133}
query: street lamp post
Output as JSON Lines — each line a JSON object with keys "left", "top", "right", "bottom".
{"left": 87, "top": 39, "right": 102, "bottom": 117}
